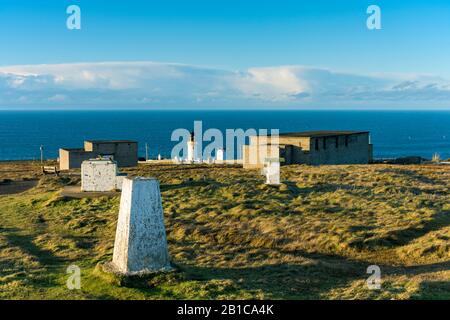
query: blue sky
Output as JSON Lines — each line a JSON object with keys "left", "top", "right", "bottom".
{"left": 1, "top": 0, "right": 450, "bottom": 109}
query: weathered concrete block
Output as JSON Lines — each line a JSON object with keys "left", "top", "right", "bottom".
{"left": 81, "top": 159, "right": 125, "bottom": 192}
{"left": 264, "top": 159, "right": 280, "bottom": 185}
{"left": 112, "top": 177, "right": 171, "bottom": 275}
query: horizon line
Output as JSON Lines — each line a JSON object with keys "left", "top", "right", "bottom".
{"left": 1, "top": 107, "right": 450, "bottom": 112}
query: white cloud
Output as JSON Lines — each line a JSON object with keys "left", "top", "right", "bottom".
{"left": 1, "top": 61, "right": 450, "bottom": 108}
{"left": 47, "top": 94, "right": 67, "bottom": 102}
{"left": 234, "top": 66, "right": 310, "bottom": 101}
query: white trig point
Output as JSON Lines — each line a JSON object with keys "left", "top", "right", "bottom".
{"left": 111, "top": 177, "right": 171, "bottom": 275}
{"left": 264, "top": 157, "right": 280, "bottom": 185}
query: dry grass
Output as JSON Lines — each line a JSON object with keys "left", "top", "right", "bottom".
{"left": 0, "top": 162, "right": 449, "bottom": 299}
{"left": 0, "top": 160, "right": 56, "bottom": 181}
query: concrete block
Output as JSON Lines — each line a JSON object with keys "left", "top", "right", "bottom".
{"left": 81, "top": 159, "right": 125, "bottom": 192}
{"left": 264, "top": 158, "right": 280, "bottom": 185}
{"left": 112, "top": 177, "right": 171, "bottom": 275}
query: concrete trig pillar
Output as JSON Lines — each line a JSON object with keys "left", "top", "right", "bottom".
{"left": 111, "top": 177, "right": 171, "bottom": 275}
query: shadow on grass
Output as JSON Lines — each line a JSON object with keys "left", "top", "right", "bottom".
{"left": 160, "top": 180, "right": 224, "bottom": 192}
{"left": 115, "top": 248, "right": 372, "bottom": 299}
{"left": 3, "top": 228, "right": 69, "bottom": 284}
{"left": 5, "top": 233, "right": 67, "bottom": 266}
{"left": 398, "top": 260, "right": 450, "bottom": 276}
{"left": 283, "top": 180, "right": 372, "bottom": 196}
{"left": 354, "top": 210, "right": 450, "bottom": 249}
{"left": 377, "top": 168, "right": 437, "bottom": 185}
{"left": 412, "top": 280, "right": 450, "bottom": 300}
{"left": 174, "top": 262, "right": 362, "bottom": 299}
{"left": 164, "top": 251, "right": 450, "bottom": 299}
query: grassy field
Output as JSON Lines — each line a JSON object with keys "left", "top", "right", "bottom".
{"left": 0, "top": 161, "right": 449, "bottom": 299}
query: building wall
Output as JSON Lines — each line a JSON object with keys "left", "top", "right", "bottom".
{"left": 60, "top": 141, "right": 138, "bottom": 170}
{"left": 59, "top": 149, "right": 94, "bottom": 170}
{"left": 243, "top": 144, "right": 279, "bottom": 169}
{"left": 111, "top": 142, "right": 138, "bottom": 167}
{"left": 368, "top": 144, "right": 374, "bottom": 163}
{"left": 243, "top": 145, "right": 259, "bottom": 169}
{"left": 85, "top": 142, "right": 138, "bottom": 167}
{"left": 59, "top": 149, "right": 71, "bottom": 171}
{"left": 306, "top": 133, "right": 370, "bottom": 165}
{"left": 250, "top": 136, "right": 310, "bottom": 150}
{"left": 243, "top": 133, "right": 371, "bottom": 168}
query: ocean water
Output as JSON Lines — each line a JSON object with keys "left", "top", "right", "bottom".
{"left": 0, "top": 110, "right": 449, "bottom": 161}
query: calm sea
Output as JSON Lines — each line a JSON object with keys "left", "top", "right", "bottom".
{"left": 0, "top": 110, "right": 449, "bottom": 161}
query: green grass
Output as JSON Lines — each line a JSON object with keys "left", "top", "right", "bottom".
{"left": 0, "top": 162, "right": 449, "bottom": 299}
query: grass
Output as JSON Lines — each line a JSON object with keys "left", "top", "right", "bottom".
{"left": 0, "top": 161, "right": 449, "bottom": 299}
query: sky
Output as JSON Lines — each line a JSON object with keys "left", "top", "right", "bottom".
{"left": 1, "top": 0, "right": 450, "bottom": 109}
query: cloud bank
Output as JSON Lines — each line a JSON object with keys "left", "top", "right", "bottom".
{"left": 1, "top": 61, "right": 450, "bottom": 109}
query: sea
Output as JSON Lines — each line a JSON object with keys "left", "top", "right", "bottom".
{"left": 0, "top": 110, "right": 449, "bottom": 161}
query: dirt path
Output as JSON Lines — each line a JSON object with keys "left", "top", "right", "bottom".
{"left": 0, "top": 180, "right": 38, "bottom": 195}
{"left": 61, "top": 185, "right": 120, "bottom": 198}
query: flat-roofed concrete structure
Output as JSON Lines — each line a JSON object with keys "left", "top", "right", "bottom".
{"left": 59, "top": 140, "right": 138, "bottom": 170}
{"left": 243, "top": 131, "right": 373, "bottom": 169}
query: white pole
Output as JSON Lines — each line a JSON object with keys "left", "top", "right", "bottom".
{"left": 40, "top": 145, "right": 44, "bottom": 165}
{"left": 145, "top": 143, "right": 149, "bottom": 161}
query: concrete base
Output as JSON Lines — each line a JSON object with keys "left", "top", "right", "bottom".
{"left": 101, "top": 261, "right": 174, "bottom": 277}
{"left": 95, "top": 261, "right": 178, "bottom": 287}
{"left": 111, "top": 177, "right": 172, "bottom": 275}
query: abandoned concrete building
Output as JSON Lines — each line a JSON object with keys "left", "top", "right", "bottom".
{"left": 59, "top": 140, "right": 138, "bottom": 170}
{"left": 243, "top": 131, "right": 373, "bottom": 169}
